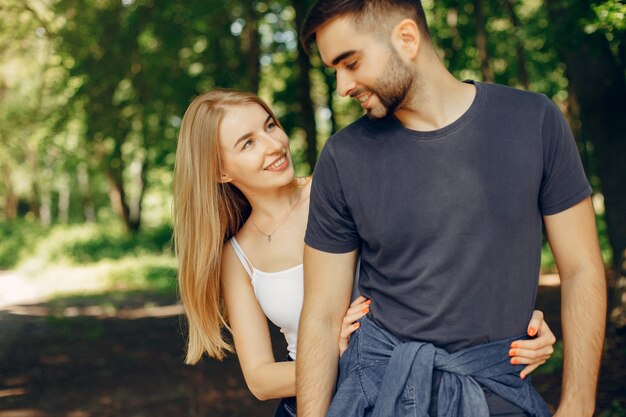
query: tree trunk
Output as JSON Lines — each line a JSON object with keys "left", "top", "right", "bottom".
{"left": 1, "top": 162, "right": 17, "bottom": 220}
{"left": 241, "top": 1, "right": 260, "bottom": 93}
{"left": 128, "top": 154, "right": 147, "bottom": 232}
{"left": 107, "top": 166, "right": 134, "bottom": 233}
{"left": 610, "top": 250, "right": 626, "bottom": 329}
{"left": 39, "top": 185, "right": 52, "bottom": 227}
{"left": 57, "top": 173, "right": 70, "bottom": 223}
{"left": 323, "top": 68, "right": 338, "bottom": 135}
{"left": 503, "top": 0, "right": 529, "bottom": 89}
{"left": 25, "top": 142, "right": 40, "bottom": 218}
{"left": 545, "top": 0, "right": 626, "bottom": 328}
{"left": 565, "top": 84, "right": 591, "bottom": 177}
{"left": 473, "top": 0, "right": 494, "bottom": 82}
{"left": 77, "top": 163, "right": 96, "bottom": 222}
{"left": 106, "top": 142, "right": 133, "bottom": 233}
{"left": 292, "top": 0, "right": 318, "bottom": 172}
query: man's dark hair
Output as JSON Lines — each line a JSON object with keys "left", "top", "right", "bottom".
{"left": 300, "top": 0, "right": 431, "bottom": 54}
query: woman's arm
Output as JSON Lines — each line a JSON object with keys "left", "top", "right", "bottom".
{"left": 222, "top": 244, "right": 295, "bottom": 401}
{"left": 222, "top": 244, "right": 371, "bottom": 401}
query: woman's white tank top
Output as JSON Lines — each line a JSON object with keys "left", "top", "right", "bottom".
{"left": 229, "top": 237, "right": 303, "bottom": 360}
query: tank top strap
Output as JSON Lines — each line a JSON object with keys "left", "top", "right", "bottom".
{"left": 229, "top": 237, "right": 255, "bottom": 279}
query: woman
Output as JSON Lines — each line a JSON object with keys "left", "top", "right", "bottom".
{"left": 172, "top": 89, "right": 556, "bottom": 416}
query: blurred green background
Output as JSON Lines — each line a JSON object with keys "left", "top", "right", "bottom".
{"left": 0, "top": 0, "right": 625, "bottom": 416}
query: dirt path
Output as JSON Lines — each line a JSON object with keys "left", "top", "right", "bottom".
{"left": 0, "top": 279, "right": 624, "bottom": 416}
{"left": 0, "top": 277, "right": 282, "bottom": 417}
{"left": 0, "top": 271, "right": 45, "bottom": 309}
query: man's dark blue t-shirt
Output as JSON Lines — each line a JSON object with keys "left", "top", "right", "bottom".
{"left": 305, "top": 81, "right": 591, "bottom": 352}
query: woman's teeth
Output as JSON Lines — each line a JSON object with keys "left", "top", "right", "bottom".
{"left": 267, "top": 156, "right": 286, "bottom": 169}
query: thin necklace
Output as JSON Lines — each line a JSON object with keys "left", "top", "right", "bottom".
{"left": 249, "top": 189, "right": 302, "bottom": 243}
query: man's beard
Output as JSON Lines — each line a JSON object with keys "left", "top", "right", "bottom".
{"left": 366, "top": 50, "right": 414, "bottom": 119}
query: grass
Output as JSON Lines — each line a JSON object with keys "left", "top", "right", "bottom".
{"left": 29, "top": 221, "right": 173, "bottom": 265}
{"left": 598, "top": 401, "right": 626, "bottom": 417}
{"left": 2, "top": 219, "right": 177, "bottom": 303}
{"left": 0, "top": 219, "right": 48, "bottom": 268}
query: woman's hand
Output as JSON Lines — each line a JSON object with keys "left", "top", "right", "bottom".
{"left": 339, "top": 296, "right": 371, "bottom": 357}
{"left": 510, "top": 309, "right": 557, "bottom": 379}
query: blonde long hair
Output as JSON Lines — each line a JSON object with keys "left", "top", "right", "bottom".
{"left": 173, "top": 89, "right": 285, "bottom": 363}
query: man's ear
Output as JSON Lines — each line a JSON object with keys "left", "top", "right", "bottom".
{"left": 391, "top": 18, "right": 421, "bottom": 61}
{"left": 218, "top": 172, "right": 233, "bottom": 183}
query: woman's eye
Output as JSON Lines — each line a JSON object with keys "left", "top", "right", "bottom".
{"left": 242, "top": 138, "right": 254, "bottom": 149}
{"left": 267, "top": 121, "right": 277, "bottom": 131}
{"left": 346, "top": 61, "right": 358, "bottom": 70}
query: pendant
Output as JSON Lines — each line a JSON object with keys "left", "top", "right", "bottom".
{"left": 267, "top": 235, "right": 272, "bottom": 243}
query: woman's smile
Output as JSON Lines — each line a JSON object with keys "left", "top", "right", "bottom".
{"left": 265, "top": 154, "right": 289, "bottom": 172}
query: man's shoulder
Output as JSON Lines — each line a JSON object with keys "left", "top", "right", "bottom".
{"left": 482, "top": 82, "right": 551, "bottom": 109}
{"left": 324, "top": 115, "right": 393, "bottom": 156}
{"left": 326, "top": 115, "right": 372, "bottom": 145}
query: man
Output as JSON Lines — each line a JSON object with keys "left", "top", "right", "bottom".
{"left": 296, "top": 1, "right": 606, "bottom": 416}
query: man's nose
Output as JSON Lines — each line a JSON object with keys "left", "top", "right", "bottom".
{"left": 336, "top": 70, "right": 356, "bottom": 97}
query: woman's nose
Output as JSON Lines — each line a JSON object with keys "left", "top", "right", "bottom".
{"left": 261, "top": 133, "right": 284, "bottom": 153}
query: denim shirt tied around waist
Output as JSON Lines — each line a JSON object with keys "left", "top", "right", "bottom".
{"left": 328, "top": 316, "right": 552, "bottom": 417}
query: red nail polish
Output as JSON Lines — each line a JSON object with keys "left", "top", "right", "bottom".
{"left": 362, "top": 307, "right": 369, "bottom": 314}
{"left": 511, "top": 358, "right": 518, "bottom": 365}
{"left": 508, "top": 350, "right": 515, "bottom": 357}
{"left": 528, "top": 327, "right": 537, "bottom": 337}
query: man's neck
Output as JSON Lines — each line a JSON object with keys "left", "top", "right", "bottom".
{"left": 394, "top": 65, "right": 477, "bottom": 132}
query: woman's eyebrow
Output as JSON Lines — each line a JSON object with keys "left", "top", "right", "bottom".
{"left": 233, "top": 115, "right": 272, "bottom": 148}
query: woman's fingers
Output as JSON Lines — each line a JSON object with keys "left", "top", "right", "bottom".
{"left": 509, "top": 346, "right": 553, "bottom": 363}
{"left": 511, "top": 356, "right": 547, "bottom": 366}
{"left": 339, "top": 298, "right": 370, "bottom": 357}
{"left": 512, "top": 322, "right": 556, "bottom": 350}
{"left": 520, "top": 363, "right": 542, "bottom": 379}
{"left": 343, "top": 300, "right": 371, "bottom": 320}
{"left": 350, "top": 295, "right": 369, "bottom": 308}
{"left": 509, "top": 310, "right": 556, "bottom": 377}
{"left": 535, "top": 319, "right": 557, "bottom": 345}
{"left": 342, "top": 307, "right": 369, "bottom": 326}
{"left": 526, "top": 309, "right": 544, "bottom": 337}
{"left": 510, "top": 321, "right": 555, "bottom": 365}
{"left": 340, "top": 321, "right": 361, "bottom": 339}
{"left": 339, "top": 319, "right": 362, "bottom": 357}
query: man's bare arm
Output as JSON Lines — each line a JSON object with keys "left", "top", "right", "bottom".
{"left": 296, "top": 245, "right": 358, "bottom": 417}
{"left": 544, "top": 197, "right": 606, "bottom": 417}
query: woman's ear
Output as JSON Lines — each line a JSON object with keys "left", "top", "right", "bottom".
{"left": 218, "top": 172, "right": 233, "bottom": 183}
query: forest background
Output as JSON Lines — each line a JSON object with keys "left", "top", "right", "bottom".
{"left": 0, "top": 0, "right": 625, "bottom": 416}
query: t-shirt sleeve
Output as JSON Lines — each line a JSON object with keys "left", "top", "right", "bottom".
{"left": 304, "top": 141, "right": 360, "bottom": 253}
{"left": 538, "top": 98, "right": 592, "bottom": 215}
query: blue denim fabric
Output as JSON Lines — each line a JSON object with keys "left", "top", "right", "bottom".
{"left": 274, "top": 396, "right": 297, "bottom": 417}
{"left": 327, "top": 316, "right": 551, "bottom": 417}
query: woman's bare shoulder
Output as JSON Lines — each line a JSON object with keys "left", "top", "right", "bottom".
{"left": 221, "top": 236, "right": 252, "bottom": 284}
{"left": 297, "top": 176, "right": 312, "bottom": 201}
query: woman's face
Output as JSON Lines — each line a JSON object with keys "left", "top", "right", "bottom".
{"left": 218, "top": 103, "right": 294, "bottom": 192}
